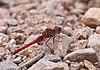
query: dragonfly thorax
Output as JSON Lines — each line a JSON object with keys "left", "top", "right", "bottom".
{"left": 42, "top": 28, "right": 54, "bottom": 38}
{"left": 42, "top": 26, "right": 61, "bottom": 38}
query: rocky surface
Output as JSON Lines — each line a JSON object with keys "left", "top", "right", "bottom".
{"left": 0, "top": 0, "right": 100, "bottom": 70}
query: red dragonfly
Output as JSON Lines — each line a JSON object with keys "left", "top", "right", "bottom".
{"left": 13, "top": 26, "right": 61, "bottom": 55}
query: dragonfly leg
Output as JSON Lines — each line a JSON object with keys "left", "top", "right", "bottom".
{"left": 53, "top": 36, "right": 62, "bottom": 43}
{"left": 53, "top": 36, "right": 55, "bottom": 44}
{"left": 45, "top": 37, "right": 54, "bottom": 54}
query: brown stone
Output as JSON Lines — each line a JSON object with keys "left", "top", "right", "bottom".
{"left": 81, "top": 8, "right": 100, "bottom": 27}
{"left": 84, "top": 60, "right": 96, "bottom": 70}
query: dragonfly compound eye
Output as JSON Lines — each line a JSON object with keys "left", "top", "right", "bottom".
{"left": 54, "top": 26, "right": 61, "bottom": 34}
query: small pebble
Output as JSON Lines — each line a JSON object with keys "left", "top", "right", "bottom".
{"left": 13, "top": 57, "right": 22, "bottom": 64}
{"left": 96, "top": 26, "right": 100, "bottom": 34}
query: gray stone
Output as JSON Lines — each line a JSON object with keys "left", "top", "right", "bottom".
{"left": 3, "top": 18, "right": 18, "bottom": 26}
{"left": 87, "top": 34, "right": 100, "bottom": 53}
{"left": 28, "top": 59, "right": 69, "bottom": 70}
{"left": 43, "top": 54, "right": 61, "bottom": 62}
{"left": 43, "top": 33, "right": 74, "bottom": 56}
{"left": 0, "top": 56, "right": 18, "bottom": 70}
{"left": 54, "top": 33, "right": 74, "bottom": 57}
{"left": 63, "top": 48, "right": 98, "bottom": 63}
{"left": 62, "top": 26, "right": 72, "bottom": 36}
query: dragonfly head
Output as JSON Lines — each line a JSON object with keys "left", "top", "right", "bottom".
{"left": 54, "top": 26, "right": 61, "bottom": 34}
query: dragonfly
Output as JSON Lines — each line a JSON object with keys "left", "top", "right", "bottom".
{"left": 12, "top": 26, "right": 61, "bottom": 55}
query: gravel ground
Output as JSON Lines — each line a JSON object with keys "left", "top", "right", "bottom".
{"left": 0, "top": 0, "right": 100, "bottom": 70}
